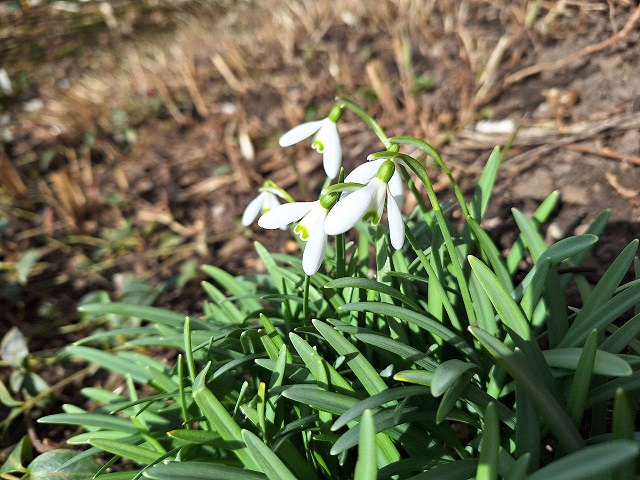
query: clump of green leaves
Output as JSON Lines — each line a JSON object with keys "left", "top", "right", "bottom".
{"left": 5, "top": 100, "right": 639, "bottom": 480}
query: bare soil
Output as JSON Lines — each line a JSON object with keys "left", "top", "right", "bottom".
{"left": 1, "top": 0, "right": 639, "bottom": 452}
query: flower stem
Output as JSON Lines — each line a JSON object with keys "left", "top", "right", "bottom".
{"left": 303, "top": 274, "right": 311, "bottom": 326}
{"left": 336, "top": 97, "right": 389, "bottom": 148}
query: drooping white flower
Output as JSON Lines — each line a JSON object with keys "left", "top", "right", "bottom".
{"left": 324, "top": 160, "right": 405, "bottom": 249}
{"left": 258, "top": 199, "right": 334, "bottom": 275}
{"left": 343, "top": 158, "right": 404, "bottom": 210}
{"left": 242, "top": 181, "right": 292, "bottom": 228}
{"left": 279, "top": 107, "right": 343, "bottom": 179}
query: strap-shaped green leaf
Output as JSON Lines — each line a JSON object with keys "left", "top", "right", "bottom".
{"left": 191, "top": 363, "right": 258, "bottom": 470}
{"left": 354, "top": 410, "right": 377, "bottom": 480}
{"left": 241, "top": 429, "right": 298, "bottom": 480}
{"left": 341, "top": 302, "right": 479, "bottom": 363}
{"left": 527, "top": 440, "right": 639, "bottom": 480}
{"left": 476, "top": 403, "right": 499, "bottom": 480}
{"left": 143, "top": 461, "right": 267, "bottom": 480}
{"left": 331, "top": 386, "right": 431, "bottom": 431}
{"left": 470, "top": 326, "right": 584, "bottom": 453}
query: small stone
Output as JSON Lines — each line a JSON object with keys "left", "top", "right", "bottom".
{"left": 512, "top": 168, "right": 554, "bottom": 201}
{"left": 562, "top": 185, "right": 589, "bottom": 206}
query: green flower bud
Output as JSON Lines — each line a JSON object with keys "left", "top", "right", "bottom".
{"left": 375, "top": 160, "right": 395, "bottom": 183}
{"left": 328, "top": 105, "right": 343, "bottom": 123}
{"left": 319, "top": 191, "right": 340, "bottom": 209}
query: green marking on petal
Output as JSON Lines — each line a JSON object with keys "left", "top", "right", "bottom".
{"left": 293, "top": 224, "right": 309, "bottom": 240}
{"left": 312, "top": 139, "right": 325, "bottom": 153}
{"left": 362, "top": 211, "right": 380, "bottom": 225}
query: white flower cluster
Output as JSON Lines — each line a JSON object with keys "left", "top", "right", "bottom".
{"left": 242, "top": 107, "right": 405, "bottom": 275}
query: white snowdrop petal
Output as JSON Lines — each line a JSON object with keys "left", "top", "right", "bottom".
{"left": 242, "top": 192, "right": 267, "bottom": 226}
{"left": 302, "top": 213, "right": 328, "bottom": 275}
{"left": 320, "top": 123, "right": 342, "bottom": 179}
{"left": 265, "top": 193, "right": 281, "bottom": 211}
{"left": 324, "top": 184, "right": 375, "bottom": 235}
{"left": 258, "top": 202, "right": 315, "bottom": 229}
{"left": 344, "top": 159, "right": 384, "bottom": 184}
{"left": 278, "top": 120, "right": 325, "bottom": 147}
{"left": 388, "top": 169, "right": 405, "bottom": 210}
{"left": 387, "top": 190, "right": 405, "bottom": 249}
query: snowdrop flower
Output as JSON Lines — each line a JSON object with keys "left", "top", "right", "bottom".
{"left": 242, "top": 181, "right": 291, "bottom": 227}
{"left": 279, "top": 106, "right": 343, "bottom": 179}
{"left": 343, "top": 158, "right": 404, "bottom": 210}
{"left": 258, "top": 193, "right": 339, "bottom": 275}
{"left": 324, "top": 160, "right": 405, "bottom": 249}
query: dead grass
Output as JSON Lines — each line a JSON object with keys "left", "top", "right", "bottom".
{"left": 1, "top": 0, "right": 639, "bottom": 327}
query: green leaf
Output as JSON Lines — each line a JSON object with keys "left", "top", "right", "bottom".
{"left": 241, "top": 430, "right": 298, "bottom": 480}
{"left": 88, "top": 439, "right": 159, "bottom": 465}
{"left": 0, "top": 435, "right": 31, "bottom": 474}
{"left": 506, "top": 191, "right": 559, "bottom": 274}
{"left": 394, "top": 370, "right": 433, "bottom": 386}
{"left": 26, "top": 449, "right": 99, "bottom": 479}
{"left": 571, "top": 240, "right": 638, "bottom": 333}
{"left": 511, "top": 208, "right": 547, "bottom": 263}
{"left": 543, "top": 347, "right": 632, "bottom": 377}
{"left": 331, "top": 386, "right": 431, "bottom": 431}
{"left": 143, "top": 462, "right": 266, "bottom": 480}
{"left": 405, "top": 458, "right": 479, "bottom": 480}
{"left": 341, "top": 302, "right": 479, "bottom": 363}
{"left": 78, "top": 303, "right": 212, "bottom": 331}
{"left": 467, "top": 216, "right": 512, "bottom": 290}
{"left": 282, "top": 385, "right": 359, "bottom": 414}
{"left": 538, "top": 235, "right": 598, "bottom": 265}
{"left": 313, "top": 320, "right": 388, "bottom": 396}
{"left": 477, "top": 403, "right": 499, "bottom": 480}
{"left": 37, "top": 413, "right": 137, "bottom": 433}
{"left": 201, "top": 281, "right": 245, "bottom": 324}
{"left": 600, "top": 312, "right": 640, "bottom": 354}
{"left": 471, "top": 146, "right": 501, "bottom": 221}
{"left": 527, "top": 440, "right": 639, "bottom": 480}
{"left": 64, "top": 346, "right": 154, "bottom": 384}
{"left": 468, "top": 256, "right": 531, "bottom": 340}
{"left": 560, "top": 281, "right": 640, "bottom": 348}
{"left": 289, "top": 333, "right": 355, "bottom": 395}
{"left": 354, "top": 410, "right": 377, "bottom": 480}
{"left": 201, "top": 265, "right": 263, "bottom": 312}
{"left": 191, "top": 363, "right": 258, "bottom": 470}
{"left": 167, "top": 429, "right": 220, "bottom": 444}
{"left": 431, "top": 359, "right": 479, "bottom": 397}
{"left": 566, "top": 330, "right": 598, "bottom": 426}
{"left": 435, "top": 369, "right": 475, "bottom": 424}
{"left": 470, "top": 326, "right": 584, "bottom": 453}
{"left": 325, "top": 277, "right": 421, "bottom": 310}
{"left": 355, "top": 333, "right": 439, "bottom": 371}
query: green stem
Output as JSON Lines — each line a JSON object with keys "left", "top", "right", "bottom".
{"left": 177, "top": 354, "right": 191, "bottom": 429}
{"left": 336, "top": 97, "right": 388, "bottom": 148}
{"left": 389, "top": 136, "right": 470, "bottom": 218}
{"left": 396, "top": 153, "right": 475, "bottom": 327}
{"left": 183, "top": 317, "right": 197, "bottom": 384}
{"left": 404, "top": 228, "right": 463, "bottom": 333}
{"left": 336, "top": 233, "right": 346, "bottom": 278}
{"left": 303, "top": 274, "right": 311, "bottom": 326}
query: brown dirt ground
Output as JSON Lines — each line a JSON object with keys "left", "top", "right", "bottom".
{"left": 1, "top": 0, "right": 640, "bottom": 451}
